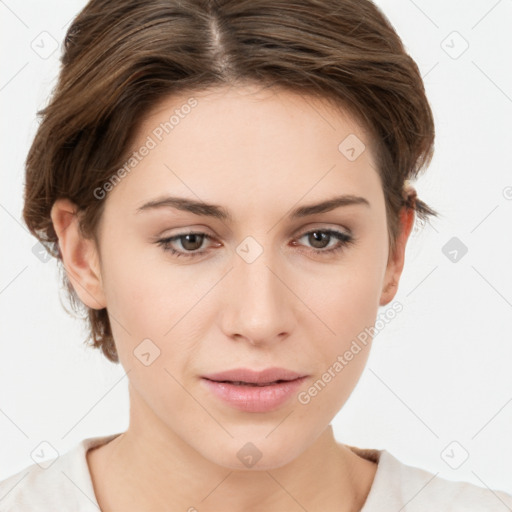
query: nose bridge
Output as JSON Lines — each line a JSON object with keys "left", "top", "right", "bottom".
{"left": 223, "top": 237, "right": 293, "bottom": 344}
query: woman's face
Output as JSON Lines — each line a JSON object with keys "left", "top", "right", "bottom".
{"left": 66, "top": 84, "right": 410, "bottom": 469}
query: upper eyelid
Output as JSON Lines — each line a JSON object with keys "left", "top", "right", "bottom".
{"left": 161, "top": 222, "right": 351, "bottom": 238}
{"left": 160, "top": 226, "right": 351, "bottom": 248}
{"left": 294, "top": 224, "right": 352, "bottom": 237}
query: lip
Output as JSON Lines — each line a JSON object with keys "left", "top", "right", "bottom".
{"left": 201, "top": 367, "right": 306, "bottom": 385}
{"left": 200, "top": 367, "right": 308, "bottom": 413}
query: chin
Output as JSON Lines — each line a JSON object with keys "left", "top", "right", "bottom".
{"left": 198, "top": 436, "right": 305, "bottom": 471}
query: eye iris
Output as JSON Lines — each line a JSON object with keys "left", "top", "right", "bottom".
{"left": 181, "top": 234, "right": 204, "bottom": 251}
{"left": 309, "top": 231, "right": 330, "bottom": 249}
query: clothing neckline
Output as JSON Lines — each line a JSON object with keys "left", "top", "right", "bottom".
{"left": 345, "top": 444, "right": 384, "bottom": 511}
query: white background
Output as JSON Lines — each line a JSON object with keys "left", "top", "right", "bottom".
{"left": 1, "top": 0, "right": 511, "bottom": 498}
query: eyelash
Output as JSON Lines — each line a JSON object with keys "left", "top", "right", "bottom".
{"left": 155, "top": 229, "right": 355, "bottom": 259}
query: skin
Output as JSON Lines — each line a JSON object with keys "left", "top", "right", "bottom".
{"left": 51, "top": 83, "right": 415, "bottom": 512}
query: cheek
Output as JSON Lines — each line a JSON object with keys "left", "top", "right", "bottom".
{"left": 297, "top": 233, "right": 387, "bottom": 403}
{"left": 313, "top": 274, "right": 379, "bottom": 381}
{"left": 102, "top": 262, "right": 169, "bottom": 336}
{"left": 100, "top": 239, "right": 216, "bottom": 369}
{"left": 295, "top": 274, "right": 380, "bottom": 418}
{"left": 304, "top": 240, "right": 387, "bottom": 348}
{"left": 99, "top": 231, "right": 185, "bottom": 328}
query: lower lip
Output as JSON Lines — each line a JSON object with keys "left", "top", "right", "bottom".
{"left": 201, "top": 377, "right": 307, "bottom": 413}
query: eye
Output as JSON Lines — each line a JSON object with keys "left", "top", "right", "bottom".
{"left": 292, "top": 229, "right": 355, "bottom": 255}
{"left": 156, "top": 232, "right": 220, "bottom": 259}
{"left": 155, "top": 228, "right": 355, "bottom": 259}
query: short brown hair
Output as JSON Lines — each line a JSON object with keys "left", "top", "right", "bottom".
{"left": 23, "top": 0, "right": 437, "bottom": 363}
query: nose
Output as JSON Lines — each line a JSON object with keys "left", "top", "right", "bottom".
{"left": 219, "top": 245, "right": 296, "bottom": 347}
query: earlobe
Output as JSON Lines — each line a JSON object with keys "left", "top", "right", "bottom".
{"left": 379, "top": 204, "right": 416, "bottom": 306}
{"left": 50, "top": 198, "right": 106, "bottom": 310}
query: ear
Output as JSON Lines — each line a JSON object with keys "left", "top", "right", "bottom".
{"left": 50, "top": 198, "right": 106, "bottom": 310}
{"left": 379, "top": 200, "right": 416, "bottom": 306}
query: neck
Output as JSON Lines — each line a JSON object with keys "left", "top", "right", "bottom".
{"left": 87, "top": 389, "right": 376, "bottom": 512}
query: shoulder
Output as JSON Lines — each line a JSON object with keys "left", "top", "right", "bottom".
{"left": 348, "top": 445, "right": 512, "bottom": 512}
{"left": 0, "top": 433, "right": 122, "bottom": 512}
{"left": 386, "top": 453, "right": 512, "bottom": 511}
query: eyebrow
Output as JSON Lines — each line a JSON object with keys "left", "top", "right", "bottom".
{"left": 135, "top": 194, "right": 370, "bottom": 221}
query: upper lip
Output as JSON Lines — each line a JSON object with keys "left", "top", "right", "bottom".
{"left": 202, "top": 367, "right": 306, "bottom": 384}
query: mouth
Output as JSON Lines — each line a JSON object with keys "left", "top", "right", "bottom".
{"left": 203, "top": 378, "right": 303, "bottom": 387}
{"left": 201, "top": 367, "right": 307, "bottom": 386}
{"left": 200, "top": 368, "right": 308, "bottom": 413}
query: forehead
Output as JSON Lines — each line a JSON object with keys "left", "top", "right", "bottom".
{"left": 105, "top": 84, "right": 383, "bottom": 219}
{"left": 138, "top": 83, "right": 373, "bottom": 154}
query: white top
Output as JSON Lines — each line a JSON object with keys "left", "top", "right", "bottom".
{"left": 1, "top": 433, "right": 511, "bottom": 511}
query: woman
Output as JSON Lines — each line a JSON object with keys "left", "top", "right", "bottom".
{"left": 1, "top": 0, "right": 511, "bottom": 510}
